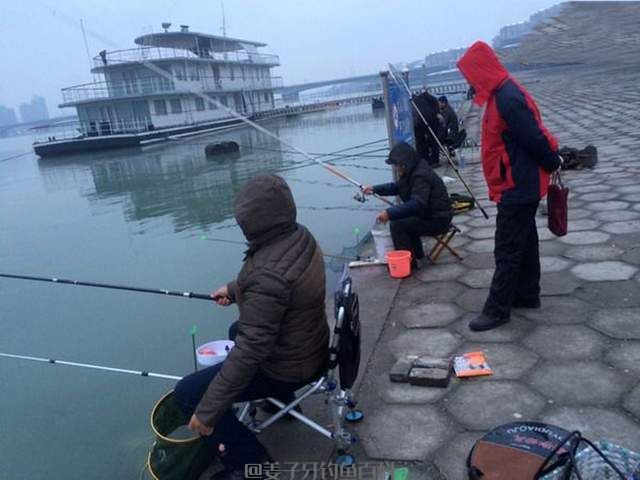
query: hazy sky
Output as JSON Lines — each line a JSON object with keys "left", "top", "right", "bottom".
{"left": 1, "top": 0, "right": 564, "bottom": 115}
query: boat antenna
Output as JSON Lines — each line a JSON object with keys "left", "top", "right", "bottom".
{"left": 79, "top": 19, "right": 96, "bottom": 82}
{"left": 386, "top": 64, "right": 490, "bottom": 219}
{"left": 221, "top": 0, "right": 227, "bottom": 37}
{"left": 0, "top": 273, "right": 214, "bottom": 301}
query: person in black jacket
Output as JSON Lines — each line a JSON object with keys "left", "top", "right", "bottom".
{"left": 363, "top": 142, "right": 452, "bottom": 267}
{"left": 413, "top": 91, "right": 442, "bottom": 166}
{"left": 438, "top": 95, "right": 459, "bottom": 145}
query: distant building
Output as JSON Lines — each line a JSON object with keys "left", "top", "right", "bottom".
{"left": 19, "top": 96, "right": 50, "bottom": 123}
{"left": 424, "top": 48, "right": 467, "bottom": 70}
{"left": 0, "top": 105, "right": 18, "bottom": 126}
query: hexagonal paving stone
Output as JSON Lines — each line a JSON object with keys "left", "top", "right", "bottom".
{"left": 619, "top": 185, "right": 640, "bottom": 194}
{"left": 579, "top": 192, "right": 620, "bottom": 202}
{"left": 571, "top": 261, "right": 638, "bottom": 282}
{"left": 445, "top": 381, "right": 545, "bottom": 430}
{"left": 586, "top": 201, "right": 630, "bottom": 211}
{"left": 455, "top": 342, "right": 539, "bottom": 380}
{"left": 395, "top": 280, "right": 465, "bottom": 307}
{"left": 572, "top": 184, "right": 611, "bottom": 194}
{"left": 593, "top": 210, "right": 640, "bottom": 222}
{"left": 536, "top": 228, "right": 555, "bottom": 241}
{"left": 454, "top": 289, "right": 489, "bottom": 312}
{"left": 458, "top": 268, "right": 494, "bottom": 289}
{"left": 623, "top": 384, "right": 640, "bottom": 419}
{"left": 621, "top": 248, "right": 640, "bottom": 265}
{"left": 468, "top": 217, "right": 496, "bottom": 228}
{"left": 434, "top": 432, "right": 484, "bottom": 480}
{"left": 400, "top": 303, "right": 465, "bottom": 328}
{"left": 389, "top": 329, "right": 462, "bottom": 359}
{"left": 517, "top": 296, "right": 594, "bottom": 324}
{"left": 563, "top": 245, "right": 624, "bottom": 262}
{"left": 591, "top": 308, "right": 640, "bottom": 339}
{"left": 530, "top": 361, "right": 632, "bottom": 405}
{"left": 567, "top": 208, "right": 592, "bottom": 220}
{"left": 576, "top": 281, "right": 640, "bottom": 308}
{"left": 540, "top": 257, "right": 572, "bottom": 273}
{"left": 559, "top": 231, "right": 611, "bottom": 245}
{"left": 624, "top": 193, "right": 640, "bottom": 202}
{"left": 606, "top": 341, "right": 640, "bottom": 375}
{"left": 466, "top": 227, "right": 496, "bottom": 240}
{"left": 466, "top": 239, "right": 495, "bottom": 254}
{"left": 523, "top": 325, "right": 608, "bottom": 361}
{"left": 415, "top": 263, "right": 467, "bottom": 283}
{"left": 462, "top": 252, "right": 495, "bottom": 270}
{"left": 539, "top": 241, "right": 568, "bottom": 257}
{"left": 607, "top": 177, "right": 639, "bottom": 187}
{"left": 602, "top": 220, "right": 640, "bottom": 234}
{"left": 455, "top": 314, "right": 534, "bottom": 343}
{"left": 567, "top": 219, "right": 602, "bottom": 232}
{"left": 358, "top": 404, "right": 458, "bottom": 460}
{"left": 540, "top": 407, "right": 640, "bottom": 451}
{"left": 541, "top": 272, "right": 581, "bottom": 296}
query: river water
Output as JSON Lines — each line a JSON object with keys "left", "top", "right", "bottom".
{"left": 0, "top": 105, "right": 392, "bottom": 479}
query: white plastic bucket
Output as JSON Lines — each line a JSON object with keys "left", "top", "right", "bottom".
{"left": 372, "top": 226, "right": 394, "bottom": 262}
{"left": 196, "top": 340, "right": 235, "bottom": 367}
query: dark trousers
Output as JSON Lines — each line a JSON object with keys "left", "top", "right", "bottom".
{"left": 390, "top": 216, "right": 451, "bottom": 260}
{"left": 415, "top": 127, "right": 440, "bottom": 165}
{"left": 483, "top": 201, "right": 541, "bottom": 319}
{"left": 174, "top": 323, "right": 306, "bottom": 469}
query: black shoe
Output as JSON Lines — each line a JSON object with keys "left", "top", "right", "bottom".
{"left": 512, "top": 298, "right": 541, "bottom": 309}
{"left": 469, "top": 313, "right": 510, "bottom": 332}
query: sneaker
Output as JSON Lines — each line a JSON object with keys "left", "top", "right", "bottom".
{"left": 469, "top": 313, "right": 510, "bottom": 332}
{"left": 512, "top": 298, "right": 541, "bottom": 309}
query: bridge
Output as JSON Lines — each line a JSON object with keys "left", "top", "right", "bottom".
{"left": 277, "top": 67, "right": 466, "bottom": 102}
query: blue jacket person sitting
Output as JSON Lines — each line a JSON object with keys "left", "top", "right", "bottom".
{"left": 363, "top": 142, "right": 452, "bottom": 267}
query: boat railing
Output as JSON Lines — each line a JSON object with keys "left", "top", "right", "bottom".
{"left": 92, "top": 46, "right": 280, "bottom": 68}
{"left": 32, "top": 118, "right": 152, "bottom": 143}
{"left": 61, "top": 75, "right": 284, "bottom": 104}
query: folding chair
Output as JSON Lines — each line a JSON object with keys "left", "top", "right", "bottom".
{"left": 427, "top": 225, "right": 463, "bottom": 263}
{"left": 236, "top": 267, "right": 364, "bottom": 465}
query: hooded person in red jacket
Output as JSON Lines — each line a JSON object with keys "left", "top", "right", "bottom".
{"left": 457, "top": 41, "right": 560, "bottom": 331}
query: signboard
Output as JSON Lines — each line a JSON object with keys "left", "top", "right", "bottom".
{"left": 380, "top": 70, "right": 415, "bottom": 148}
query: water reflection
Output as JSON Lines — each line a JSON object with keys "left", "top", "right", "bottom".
{"left": 37, "top": 127, "right": 295, "bottom": 232}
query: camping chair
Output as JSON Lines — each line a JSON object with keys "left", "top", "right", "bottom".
{"left": 236, "top": 266, "right": 364, "bottom": 465}
{"left": 426, "top": 225, "right": 463, "bottom": 263}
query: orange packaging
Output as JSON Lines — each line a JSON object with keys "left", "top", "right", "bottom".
{"left": 454, "top": 351, "right": 493, "bottom": 378}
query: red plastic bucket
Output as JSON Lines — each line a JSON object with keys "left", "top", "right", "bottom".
{"left": 386, "top": 250, "right": 412, "bottom": 278}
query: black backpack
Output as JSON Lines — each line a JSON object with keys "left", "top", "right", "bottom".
{"left": 333, "top": 270, "right": 361, "bottom": 390}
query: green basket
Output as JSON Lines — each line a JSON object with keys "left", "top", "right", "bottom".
{"left": 146, "top": 390, "right": 211, "bottom": 480}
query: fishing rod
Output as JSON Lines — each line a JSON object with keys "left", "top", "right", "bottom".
{"left": 0, "top": 352, "right": 181, "bottom": 381}
{"left": 387, "top": 65, "right": 490, "bottom": 219}
{"left": 237, "top": 143, "right": 388, "bottom": 159}
{"left": 0, "top": 273, "right": 213, "bottom": 301}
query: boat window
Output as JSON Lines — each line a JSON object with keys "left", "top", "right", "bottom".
{"left": 170, "top": 98, "right": 182, "bottom": 114}
{"left": 195, "top": 97, "right": 205, "bottom": 111}
{"left": 153, "top": 99, "right": 167, "bottom": 115}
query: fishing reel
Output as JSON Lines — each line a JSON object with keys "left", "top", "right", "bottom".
{"left": 353, "top": 192, "right": 368, "bottom": 203}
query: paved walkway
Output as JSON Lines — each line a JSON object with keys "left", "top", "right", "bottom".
{"left": 350, "top": 62, "right": 640, "bottom": 478}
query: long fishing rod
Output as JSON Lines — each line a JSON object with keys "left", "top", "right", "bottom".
{"left": 0, "top": 352, "right": 181, "bottom": 381}
{"left": 237, "top": 143, "right": 388, "bottom": 159}
{"left": 387, "top": 66, "right": 490, "bottom": 219}
{"left": 0, "top": 273, "right": 213, "bottom": 301}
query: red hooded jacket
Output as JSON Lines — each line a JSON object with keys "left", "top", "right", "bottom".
{"left": 457, "top": 42, "right": 559, "bottom": 204}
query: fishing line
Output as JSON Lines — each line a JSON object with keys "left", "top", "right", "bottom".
{"left": 235, "top": 144, "right": 388, "bottom": 159}
{"left": 0, "top": 352, "right": 182, "bottom": 381}
{"left": 387, "top": 65, "right": 490, "bottom": 219}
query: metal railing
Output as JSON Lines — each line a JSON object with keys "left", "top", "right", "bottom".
{"left": 33, "top": 118, "right": 152, "bottom": 143}
{"left": 93, "top": 46, "right": 280, "bottom": 68}
{"left": 61, "top": 75, "right": 283, "bottom": 104}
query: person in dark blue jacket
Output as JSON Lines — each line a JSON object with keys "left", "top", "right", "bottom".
{"left": 363, "top": 142, "right": 452, "bottom": 267}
